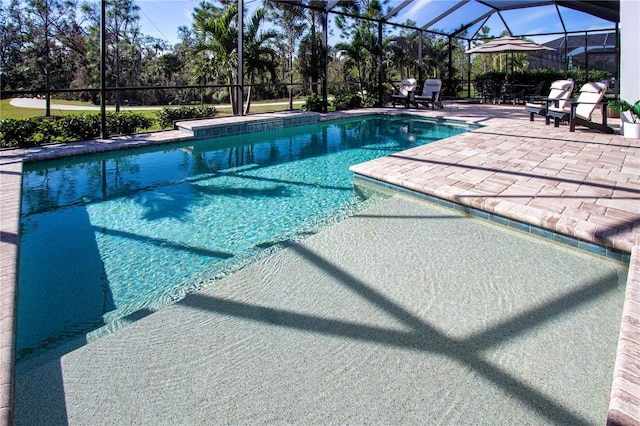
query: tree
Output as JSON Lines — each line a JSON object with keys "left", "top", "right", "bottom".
{"left": 334, "top": 0, "right": 387, "bottom": 103}
{"left": 0, "top": 0, "right": 28, "bottom": 90}
{"left": 470, "top": 26, "right": 494, "bottom": 76}
{"left": 82, "top": 0, "right": 145, "bottom": 108}
{"left": 386, "top": 26, "right": 421, "bottom": 81}
{"left": 335, "top": 27, "right": 376, "bottom": 99}
{"left": 0, "top": 0, "right": 84, "bottom": 94}
{"left": 295, "top": 28, "right": 326, "bottom": 95}
{"left": 192, "top": 1, "right": 239, "bottom": 113}
{"left": 267, "top": 0, "right": 327, "bottom": 96}
{"left": 265, "top": 0, "right": 307, "bottom": 102}
{"left": 243, "top": 8, "right": 278, "bottom": 114}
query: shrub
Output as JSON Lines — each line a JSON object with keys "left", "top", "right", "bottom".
{"left": 475, "top": 68, "right": 613, "bottom": 95}
{"left": 567, "top": 68, "right": 612, "bottom": 90}
{"left": 361, "top": 94, "right": 378, "bottom": 108}
{"left": 302, "top": 93, "right": 324, "bottom": 112}
{"left": 157, "top": 105, "right": 217, "bottom": 129}
{"left": 106, "top": 111, "right": 154, "bottom": 135}
{"left": 0, "top": 111, "right": 155, "bottom": 148}
{"left": 0, "top": 118, "right": 41, "bottom": 147}
{"left": 332, "top": 91, "right": 362, "bottom": 111}
{"left": 59, "top": 114, "right": 102, "bottom": 141}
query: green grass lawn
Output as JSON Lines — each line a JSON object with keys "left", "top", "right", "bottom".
{"left": 1, "top": 98, "right": 308, "bottom": 122}
{"left": 0, "top": 99, "right": 165, "bottom": 131}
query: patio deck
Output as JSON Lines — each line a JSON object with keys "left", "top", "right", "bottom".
{"left": 1, "top": 104, "right": 639, "bottom": 425}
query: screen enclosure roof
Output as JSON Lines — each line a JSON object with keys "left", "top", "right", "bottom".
{"left": 280, "top": 0, "right": 619, "bottom": 41}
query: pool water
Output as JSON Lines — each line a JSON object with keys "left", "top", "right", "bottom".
{"left": 18, "top": 115, "right": 469, "bottom": 360}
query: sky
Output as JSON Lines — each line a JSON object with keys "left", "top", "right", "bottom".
{"left": 136, "top": 0, "right": 278, "bottom": 46}
{"left": 136, "top": 0, "right": 202, "bottom": 45}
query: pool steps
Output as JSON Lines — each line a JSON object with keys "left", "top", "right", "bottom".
{"left": 176, "top": 111, "right": 320, "bottom": 138}
{"left": 353, "top": 175, "right": 631, "bottom": 263}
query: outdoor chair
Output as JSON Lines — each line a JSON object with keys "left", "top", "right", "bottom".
{"left": 524, "top": 79, "right": 574, "bottom": 122}
{"left": 481, "top": 79, "right": 502, "bottom": 104}
{"left": 412, "top": 79, "right": 443, "bottom": 109}
{"left": 391, "top": 78, "right": 417, "bottom": 108}
{"left": 546, "top": 81, "right": 613, "bottom": 134}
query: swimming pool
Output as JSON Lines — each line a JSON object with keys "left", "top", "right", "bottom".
{"left": 17, "top": 115, "right": 470, "bottom": 360}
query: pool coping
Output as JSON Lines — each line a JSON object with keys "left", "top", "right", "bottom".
{"left": 1, "top": 108, "right": 639, "bottom": 425}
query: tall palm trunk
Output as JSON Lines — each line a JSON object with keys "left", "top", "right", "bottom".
{"left": 244, "top": 85, "right": 252, "bottom": 115}
{"left": 228, "top": 71, "right": 237, "bottom": 115}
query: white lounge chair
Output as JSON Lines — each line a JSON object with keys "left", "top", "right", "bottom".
{"left": 524, "top": 79, "right": 574, "bottom": 123}
{"left": 391, "top": 78, "right": 417, "bottom": 108}
{"left": 546, "top": 81, "right": 613, "bottom": 134}
{"left": 413, "top": 79, "right": 443, "bottom": 110}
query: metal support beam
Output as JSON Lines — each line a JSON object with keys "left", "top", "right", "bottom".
{"left": 448, "top": 36, "right": 453, "bottom": 96}
{"left": 422, "top": 0, "right": 469, "bottom": 31}
{"left": 418, "top": 30, "right": 423, "bottom": 84}
{"left": 325, "top": 0, "right": 340, "bottom": 12}
{"left": 584, "top": 31, "right": 589, "bottom": 81}
{"left": 450, "top": 10, "right": 492, "bottom": 38}
{"left": 311, "top": 13, "right": 318, "bottom": 95}
{"left": 378, "top": 21, "right": 384, "bottom": 106}
{"left": 497, "top": 11, "right": 513, "bottom": 36}
{"left": 564, "top": 33, "right": 568, "bottom": 77}
{"left": 100, "top": 0, "right": 107, "bottom": 139}
{"left": 467, "top": 39, "right": 472, "bottom": 98}
{"left": 614, "top": 22, "right": 619, "bottom": 99}
{"left": 383, "top": 0, "right": 412, "bottom": 21}
{"left": 555, "top": 4, "right": 567, "bottom": 34}
{"left": 322, "top": 11, "right": 328, "bottom": 113}
{"left": 237, "top": 0, "right": 244, "bottom": 116}
{"left": 44, "top": 0, "right": 51, "bottom": 117}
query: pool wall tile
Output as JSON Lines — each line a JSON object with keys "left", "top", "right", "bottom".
{"left": 189, "top": 113, "right": 320, "bottom": 139}
{"left": 578, "top": 240, "right": 608, "bottom": 257}
{"left": 608, "top": 245, "right": 640, "bottom": 426}
{"left": 353, "top": 174, "right": 630, "bottom": 262}
{"left": 553, "top": 233, "right": 579, "bottom": 247}
{"left": 489, "top": 214, "right": 509, "bottom": 226}
{"left": 530, "top": 226, "right": 554, "bottom": 240}
{"left": 508, "top": 220, "right": 531, "bottom": 233}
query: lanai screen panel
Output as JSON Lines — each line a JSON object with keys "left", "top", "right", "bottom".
{"left": 313, "top": 0, "right": 618, "bottom": 40}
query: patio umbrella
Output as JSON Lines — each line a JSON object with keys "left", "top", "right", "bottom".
{"left": 465, "top": 35, "right": 555, "bottom": 54}
{"left": 466, "top": 35, "right": 555, "bottom": 74}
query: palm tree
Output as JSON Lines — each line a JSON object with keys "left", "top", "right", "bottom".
{"left": 386, "top": 29, "right": 420, "bottom": 80}
{"left": 335, "top": 28, "right": 372, "bottom": 97}
{"left": 192, "top": 2, "right": 239, "bottom": 114}
{"left": 334, "top": 0, "right": 387, "bottom": 104}
{"left": 243, "top": 8, "right": 278, "bottom": 114}
{"left": 295, "top": 29, "right": 326, "bottom": 95}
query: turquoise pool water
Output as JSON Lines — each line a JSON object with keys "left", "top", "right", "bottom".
{"left": 17, "top": 115, "right": 469, "bottom": 360}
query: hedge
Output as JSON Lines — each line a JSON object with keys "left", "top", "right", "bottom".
{"left": 0, "top": 112, "right": 154, "bottom": 148}
{"left": 157, "top": 105, "right": 217, "bottom": 129}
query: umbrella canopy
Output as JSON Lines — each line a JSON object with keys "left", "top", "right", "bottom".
{"left": 465, "top": 35, "right": 556, "bottom": 54}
